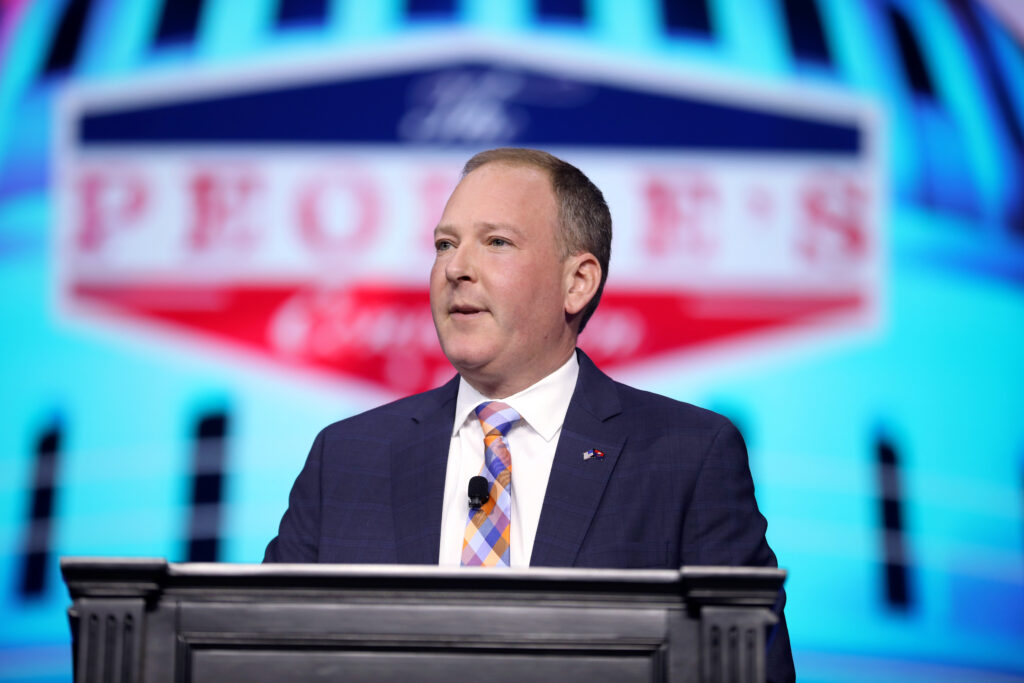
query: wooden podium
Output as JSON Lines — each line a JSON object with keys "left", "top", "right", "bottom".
{"left": 61, "top": 558, "right": 784, "bottom": 682}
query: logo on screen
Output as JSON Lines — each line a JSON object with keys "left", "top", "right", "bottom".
{"left": 57, "top": 39, "right": 883, "bottom": 394}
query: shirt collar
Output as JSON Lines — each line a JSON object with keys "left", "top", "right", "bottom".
{"left": 452, "top": 352, "right": 580, "bottom": 442}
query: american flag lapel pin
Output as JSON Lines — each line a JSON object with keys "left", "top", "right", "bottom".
{"left": 583, "top": 449, "right": 605, "bottom": 461}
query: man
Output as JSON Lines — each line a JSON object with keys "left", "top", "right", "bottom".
{"left": 265, "top": 148, "right": 794, "bottom": 680}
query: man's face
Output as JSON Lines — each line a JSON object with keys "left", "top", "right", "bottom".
{"left": 430, "top": 162, "right": 577, "bottom": 397}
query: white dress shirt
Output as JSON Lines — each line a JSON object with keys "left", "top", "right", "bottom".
{"left": 438, "top": 353, "right": 580, "bottom": 568}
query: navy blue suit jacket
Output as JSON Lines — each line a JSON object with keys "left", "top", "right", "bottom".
{"left": 265, "top": 349, "right": 794, "bottom": 681}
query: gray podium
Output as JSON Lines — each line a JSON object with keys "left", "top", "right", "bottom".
{"left": 61, "top": 558, "right": 784, "bottom": 683}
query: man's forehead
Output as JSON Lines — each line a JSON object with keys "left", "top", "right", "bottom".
{"left": 458, "top": 160, "right": 553, "bottom": 191}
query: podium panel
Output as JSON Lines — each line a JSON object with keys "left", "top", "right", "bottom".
{"left": 61, "top": 559, "right": 784, "bottom": 683}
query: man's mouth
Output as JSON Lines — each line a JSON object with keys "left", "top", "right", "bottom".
{"left": 450, "top": 304, "right": 486, "bottom": 317}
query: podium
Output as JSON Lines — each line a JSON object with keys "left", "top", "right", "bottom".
{"left": 61, "top": 558, "right": 784, "bottom": 682}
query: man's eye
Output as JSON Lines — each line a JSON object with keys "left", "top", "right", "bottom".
{"left": 490, "top": 238, "right": 508, "bottom": 247}
{"left": 435, "top": 240, "right": 453, "bottom": 251}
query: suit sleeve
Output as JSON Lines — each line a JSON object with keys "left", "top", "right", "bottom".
{"left": 682, "top": 419, "right": 796, "bottom": 683}
{"left": 263, "top": 430, "right": 324, "bottom": 563}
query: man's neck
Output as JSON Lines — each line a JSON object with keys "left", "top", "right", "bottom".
{"left": 461, "top": 347, "right": 577, "bottom": 399}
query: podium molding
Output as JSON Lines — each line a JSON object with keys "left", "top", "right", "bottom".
{"left": 62, "top": 558, "right": 784, "bottom": 682}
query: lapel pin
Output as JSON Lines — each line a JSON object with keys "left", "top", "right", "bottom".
{"left": 583, "top": 449, "right": 605, "bottom": 461}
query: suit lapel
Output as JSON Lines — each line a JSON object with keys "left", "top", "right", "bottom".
{"left": 392, "top": 376, "right": 459, "bottom": 565}
{"left": 530, "top": 351, "right": 625, "bottom": 567}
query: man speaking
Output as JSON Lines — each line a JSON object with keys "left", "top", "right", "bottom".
{"left": 265, "top": 148, "right": 795, "bottom": 681}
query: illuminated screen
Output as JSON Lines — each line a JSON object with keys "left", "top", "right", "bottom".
{"left": 1, "top": 1, "right": 1022, "bottom": 681}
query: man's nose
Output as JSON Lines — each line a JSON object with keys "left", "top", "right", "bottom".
{"left": 445, "top": 244, "right": 476, "bottom": 282}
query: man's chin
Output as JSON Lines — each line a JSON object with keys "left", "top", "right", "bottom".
{"left": 444, "top": 353, "right": 494, "bottom": 378}
{"left": 440, "top": 344, "right": 503, "bottom": 382}
{"left": 438, "top": 337, "right": 494, "bottom": 372}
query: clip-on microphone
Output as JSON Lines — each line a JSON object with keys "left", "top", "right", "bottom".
{"left": 468, "top": 475, "right": 489, "bottom": 509}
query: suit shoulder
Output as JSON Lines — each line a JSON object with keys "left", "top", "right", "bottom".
{"left": 577, "top": 349, "right": 733, "bottom": 435}
{"left": 611, "top": 380, "right": 736, "bottom": 434}
{"left": 604, "top": 380, "right": 750, "bottom": 475}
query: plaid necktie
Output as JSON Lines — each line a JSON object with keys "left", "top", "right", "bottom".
{"left": 461, "top": 401, "right": 520, "bottom": 567}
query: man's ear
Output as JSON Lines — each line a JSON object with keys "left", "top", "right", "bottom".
{"left": 564, "top": 252, "right": 601, "bottom": 317}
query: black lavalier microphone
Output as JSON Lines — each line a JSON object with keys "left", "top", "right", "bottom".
{"left": 468, "top": 476, "right": 489, "bottom": 509}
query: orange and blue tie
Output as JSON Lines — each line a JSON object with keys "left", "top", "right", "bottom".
{"left": 461, "top": 401, "right": 519, "bottom": 567}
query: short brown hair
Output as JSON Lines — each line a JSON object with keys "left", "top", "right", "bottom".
{"left": 461, "top": 148, "right": 611, "bottom": 333}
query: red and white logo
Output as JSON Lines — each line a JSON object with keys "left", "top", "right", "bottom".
{"left": 57, "top": 41, "right": 883, "bottom": 394}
